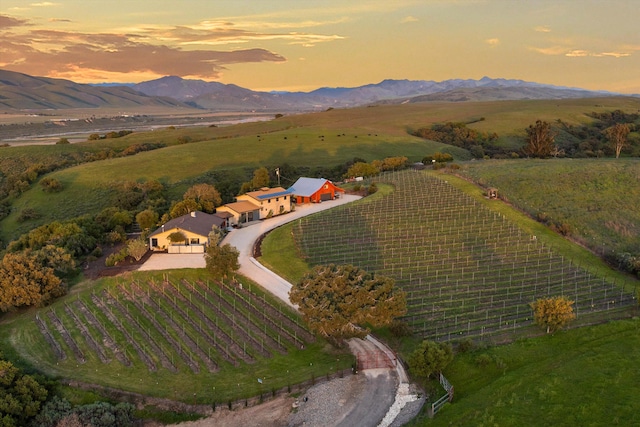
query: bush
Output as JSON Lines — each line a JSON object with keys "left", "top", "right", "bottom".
{"left": 456, "top": 337, "right": 475, "bottom": 353}
{"left": 105, "top": 248, "right": 128, "bottom": 266}
{"left": 389, "top": 320, "right": 413, "bottom": 337}
{"left": 56, "top": 137, "right": 70, "bottom": 144}
{"left": 17, "top": 207, "right": 40, "bottom": 222}
{"left": 40, "top": 177, "right": 63, "bottom": 193}
{"left": 367, "top": 183, "right": 378, "bottom": 194}
{"left": 475, "top": 353, "right": 492, "bottom": 367}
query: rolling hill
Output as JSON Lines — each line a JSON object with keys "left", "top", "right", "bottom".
{"left": 0, "top": 69, "right": 188, "bottom": 110}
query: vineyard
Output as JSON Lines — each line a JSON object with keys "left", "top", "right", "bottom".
{"left": 27, "top": 272, "right": 346, "bottom": 403}
{"left": 293, "top": 170, "right": 637, "bottom": 342}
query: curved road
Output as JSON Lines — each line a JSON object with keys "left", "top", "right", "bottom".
{"left": 221, "top": 196, "right": 417, "bottom": 427}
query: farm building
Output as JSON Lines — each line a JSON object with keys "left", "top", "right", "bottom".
{"left": 215, "top": 201, "right": 261, "bottom": 226}
{"left": 148, "top": 211, "right": 226, "bottom": 253}
{"left": 236, "top": 186, "right": 292, "bottom": 219}
{"left": 288, "top": 177, "right": 345, "bottom": 204}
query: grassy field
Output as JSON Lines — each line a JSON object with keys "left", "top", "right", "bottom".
{"left": 459, "top": 158, "right": 640, "bottom": 256}
{"left": 419, "top": 317, "right": 640, "bottom": 426}
{"left": 1, "top": 269, "right": 352, "bottom": 405}
{"left": 4, "top": 97, "right": 640, "bottom": 244}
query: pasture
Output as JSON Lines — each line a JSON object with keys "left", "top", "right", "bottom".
{"left": 288, "top": 170, "right": 637, "bottom": 342}
{"left": 460, "top": 158, "right": 640, "bottom": 256}
{"left": 3, "top": 269, "right": 351, "bottom": 404}
{"left": 5, "top": 97, "right": 640, "bottom": 244}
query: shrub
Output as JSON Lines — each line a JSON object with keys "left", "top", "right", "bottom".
{"left": 475, "top": 353, "right": 492, "bottom": 367}
{"left": 17, "top": 207, "right": 40, "bottom": 222}
{"left": 456, "top": 337, "right": 475, "bottom": 353}
{"left": 56, "top": 137, "right": 70, "bottom": 144}
{"left": 367, "top": 183, "right": 378, "bottom": 194}
{"left": 105, "top": 248, "right": 128, "bottom": 266}
{"left": 40, "top": 177, "right": 63, "bottom": 193}
{"left": 389, "top": 320, "right": 413, "bottom": 337}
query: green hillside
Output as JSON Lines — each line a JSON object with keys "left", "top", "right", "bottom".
{"left": 460, "top": 158, "right": 640, "bottom": 256}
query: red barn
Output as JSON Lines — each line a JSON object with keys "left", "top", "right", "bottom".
{"left": 288, "top": 177, "right": 345, "bottom": 204}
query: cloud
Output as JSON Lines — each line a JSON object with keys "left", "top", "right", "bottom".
{"left": 485, "top": 38, "right": 500, "bottom": 46}
{"left": 49, "top": 18, "right": 72, "bottom": 23}
{"left": 534, "top": 26, "right": 551, "bottom": 33}
{"left": 0, "top": 15, "right": 30, "bottom": 28}
{"left": 531, "top": 45, "right": 631, "bottom": 58}
{"left": 401, "top": 16, "right": 418, "bottom": 23}
{"left": 30, "top": 2, "right": 58, "bottom": 6}
{"left": 0, "top": 26, "right": 286, "bottom": 81}
{"left": 565, "top": 49, "right": 589, "bottom": 57}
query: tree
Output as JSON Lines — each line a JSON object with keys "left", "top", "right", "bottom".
{"left": 523, "top": 120, "right": 556, "bottom": 158}
{"left": 530, "top": 296, "right": 576, "bottom": 333}
{"left": 135, "top": 209, "right": 158, "bottom": 231}
{"left": 239, "top": 167, "right": 271, "bottom": 194}
{"left": 0, "top": 357, "right": 48, "bottom": 426}
{"left": 205, "top": 244, "right": 239, "bottom": 279}
{"left": 126, "top": 239, "right": 148, "bottom": 261}
{"left": 289, "top": 264, "right": 407, "bottom": 345}
{"left": 408, "top": 340, "right": 454, "bottom": 379}
{"left": 603, "top": 123, "right": 630, "bottom": 159}
{"left": 169, "top": 199, "right": 199, "bottom": 218}
{"left": 345, "top": 162, "right": 380, "bottom": 179}
{"left": 183, "top": 183, "right": 222, "bottom": 213}
{"left": 0, "top": 251, "right": 66, "bottom": 312}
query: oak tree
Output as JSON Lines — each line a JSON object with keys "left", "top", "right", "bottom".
{"left": 530, "top": 296, "right": 576, "bottom": 333}
{"left": 183, "top": 183, "right": 222, "bottom": 213}
{"left": 0, "top": 251, "right": 66, "bottom": 312}
{"left": 289, "top": 264, "right": 407, "bottom": 345}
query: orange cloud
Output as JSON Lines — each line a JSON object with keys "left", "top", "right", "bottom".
{"left": 0, "top": 14, "right": 287, "bottom": 82}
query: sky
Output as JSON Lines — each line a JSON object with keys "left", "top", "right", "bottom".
{"left": 1, "top": 0, "right": 639, "bottom": 94}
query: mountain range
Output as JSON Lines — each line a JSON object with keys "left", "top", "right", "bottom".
{"left": 0, "top": 69, "right": 634, "bottom": 112}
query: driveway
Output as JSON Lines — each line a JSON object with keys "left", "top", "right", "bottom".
{"left": 221, "top": 195, "right": 362, "bottom": 308}
{"left": 138, "top": 253, "right": 206, "bottom": 271}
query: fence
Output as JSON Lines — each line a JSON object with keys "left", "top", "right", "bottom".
{"left": 428, "top": 373, "right": 454, "bottom": 418}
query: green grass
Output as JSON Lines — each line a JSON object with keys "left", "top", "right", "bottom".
{"left": 7, "top": 96, "right": 640, "bottom": 244}
{"left": 0, "top": 269, "right": 352, "bottom": 405}
{"left": 459, "top": 159, "right": 640, "bottom": 256}
{"left": 417, "top": 317, "right": 640, "bottom": 426}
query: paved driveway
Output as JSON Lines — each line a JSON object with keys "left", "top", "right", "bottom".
{"left": 221, "top": 195, "right": 361, "bottom": 307}
{"left": 138, "top": 253, "right": 206, "bottom": 271}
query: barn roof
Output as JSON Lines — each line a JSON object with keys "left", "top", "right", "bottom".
{"left": 148, "top": 211, "right": 224, "bottom": 238}
{"left": 288, "top": 177, "right": 343, "bottom": 197}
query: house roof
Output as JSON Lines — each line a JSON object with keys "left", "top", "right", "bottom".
{"left": 220, "top": 200, "right": 260, "bottom": 214}
{"left": 149, "top": 211, "right": 224, "bottom": 238}
{"left": 288, "top": 177, "right": 344, "bottom": 197}
{"left": 244, "top": 187, "right": 291, "bottom": 201}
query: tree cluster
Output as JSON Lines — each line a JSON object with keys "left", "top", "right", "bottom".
{"left": 289, "top": 264, "right": 407, "bottom": 346}
{"left": 205, "top": 243, "right": 240, "bottom": 279}
{"left": 345, "top": 156, "right": 409, "bottom": 179}
{"left": 0, "top": 355, "right": 49, "bottom": 426}
{"left": 413, "top": 122, "right": 499, "bottom": 158}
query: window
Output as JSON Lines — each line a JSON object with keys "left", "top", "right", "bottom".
{"left": 190, "top": 238, "right": 199, "bottom": 245}
{"left": 276, "top": 197, "right": 279, "bottom": 202}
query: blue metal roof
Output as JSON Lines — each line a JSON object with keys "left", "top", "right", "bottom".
{"left": 255, "top": 189, "right": 292, "bottom": 200}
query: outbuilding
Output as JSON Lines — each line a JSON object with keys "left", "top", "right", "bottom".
{"left": 288, "top": 177, "right": 345, "bottom": 204}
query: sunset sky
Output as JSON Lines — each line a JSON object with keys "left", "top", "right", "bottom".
{"left": 1, "top": 0, "right": 639, "bottom": 94}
